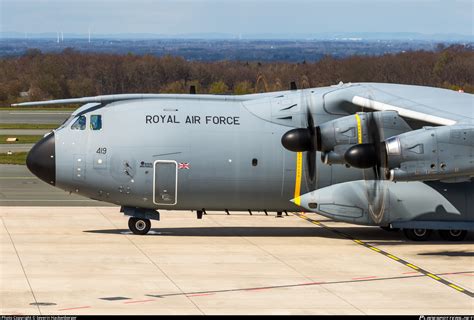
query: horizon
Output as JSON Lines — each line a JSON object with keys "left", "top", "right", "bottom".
{"left": 1, "top": 0, "right": 473, "bottom": 39}
{"left": 2, "top": 31, "right": 473, "bottom": 42}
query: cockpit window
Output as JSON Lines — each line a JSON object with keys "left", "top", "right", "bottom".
{"left": 71, "top": 115, "right": 86, "bottom": 130}
{"left": 90, "top": 115, "right": 102, "bottom": 130}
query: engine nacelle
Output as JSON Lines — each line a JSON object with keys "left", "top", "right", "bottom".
{"left": 385, "top": 125, "right": 474, "bottom": 182}
{"left": 317, "top": 111, "right": 410, "bottom": 165}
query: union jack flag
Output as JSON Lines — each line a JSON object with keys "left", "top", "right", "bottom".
{"left": 178, "top": 162, "right": 190, "bottom": 169}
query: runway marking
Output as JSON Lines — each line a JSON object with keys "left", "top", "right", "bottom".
{"left": 427, "top": 273, "right": 441, "bottom": 280}
{"left": 123, "top": 299, "right": 155, "bottom": 304}
{"left": 352, "top": 276, "right": 378, "bottom": 280}
{"left": 449, "top": 284, "right": 466, "bottom": 292}
{"left": 58, "top": 306, "right": 91, "bottom": 311}
{"left": 96, "top": 208, "right": 205, "bottom": 315}
{"left": 301, "top": 281, "right": 326, "bottom": 286}
{"left": 186, "top": 293, "right": 215, "bottom": 297}
{"left": 369, "top": 246, "right": 381, "bottom": 252}
{"left": 387, "top": 254, "right": 400, "bottom": 261}
{"left": 245, "top": 287, "right": 270, "bottom": 292}
{"left": 107, "top": 270, "right": 472, "bottom": 303}
{"left": 293, "top": 212, "right": 474, "bottom": 298}
{"left": 406, "top": 263, "right": 419, "bottom": 270}
{"left": 1, "top": 218, "right": 42, "bottom": 315}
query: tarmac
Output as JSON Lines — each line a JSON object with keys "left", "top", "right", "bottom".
{"left": 0, "top": 130, "right": 51, "bottom": 135}
{"left": 0, "top": 144, "right": 34, "bottom": 153}
{"left": 1, "top": 208, "right": 473, "bottom": 315}
{"left": 0, "top": 165, "right": 473, "bottom": 315}
{"left": 0, "top": 165, "right": 108, "bottom": 206}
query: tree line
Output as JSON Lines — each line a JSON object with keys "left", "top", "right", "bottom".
{"left": 0, "top": 44, "right": 472, "bottom": 104}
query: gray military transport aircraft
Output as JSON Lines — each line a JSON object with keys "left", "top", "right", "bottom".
{"left": 14, "top": 82, "right": 474, "bottom": 241}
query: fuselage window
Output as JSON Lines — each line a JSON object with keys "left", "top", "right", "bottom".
{"left": 71, "top": 115, "right": 86, "bottom": 130}
{"left": 90, "top": 115, "right": 102, "bottom": 130}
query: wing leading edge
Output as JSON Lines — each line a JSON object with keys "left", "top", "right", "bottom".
{"left": 343, "top": 83, "right": 473, "bottom": 126}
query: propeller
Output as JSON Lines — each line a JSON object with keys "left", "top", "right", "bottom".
{"left": 344, "top": 110, "right": 389, "bottom": 225}
{"left": 280, "top": 86, "right": 317, "bottom": 184}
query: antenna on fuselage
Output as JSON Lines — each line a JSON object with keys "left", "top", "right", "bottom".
{"left": 290, "top": 81, "right": 297, "bottom": 90}
{"left": 189, "top": 85, "right": 196, "bottom": 94}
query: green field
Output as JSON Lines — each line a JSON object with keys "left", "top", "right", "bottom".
{"left": 0, "top": 123, "right": 58, "bottom": 129}
{"left": 0, "top": 135, "right": 43, "bottom": 144}
{"left": 0, "top": 152, "right": 28, "bottom": 165}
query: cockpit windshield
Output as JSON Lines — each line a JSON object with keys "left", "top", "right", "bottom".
{"left": 71, "top": 115, "right": 86, "bottom": 130}
{"left": 90, "top": 115, "right": 102, "bottom": 130}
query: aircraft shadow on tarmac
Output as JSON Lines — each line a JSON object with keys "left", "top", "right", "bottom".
{"left": 83, "top": 226, "right": 474, "bottom": 246}
{"left": 418, "top": 251, "right": 474, "bottom": 257}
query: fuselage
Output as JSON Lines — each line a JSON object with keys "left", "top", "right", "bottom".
{"left": 25, "top": 84, "right": 474, "bottom": 231}
{"left": 50, "top": 88, "right": 361, "bottom": 212}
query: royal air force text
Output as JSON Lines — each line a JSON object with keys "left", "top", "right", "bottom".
{"left": 145, "top": 114, "right": 240, "bottom": 126}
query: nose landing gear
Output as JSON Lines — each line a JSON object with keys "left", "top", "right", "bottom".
{"left": 128, "top": 217, "right": 151, "bottom": 235}
{"left": 121, "top": 206, "right": 160, "bottom": 235}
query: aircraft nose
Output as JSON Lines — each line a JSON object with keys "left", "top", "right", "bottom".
{"left": 26, "top": 132, "right": 56, "bottom": 185}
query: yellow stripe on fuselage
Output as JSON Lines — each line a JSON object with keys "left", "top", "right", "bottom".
{"left": 294, "top": 152, "right": 303, "bottom": 206}
{"left": 355, "top": 113, "right": 362, "bottom": 144}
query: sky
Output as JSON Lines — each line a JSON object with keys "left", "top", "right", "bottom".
{"left": 1, "top": 0, "right": 473, "bottom": 37}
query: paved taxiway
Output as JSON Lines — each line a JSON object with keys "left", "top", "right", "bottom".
{"left": 1, "top": 165, "right": 473, "bottom": 315}
{"left": 1, "top": 207, "right": 473, "bottom": 315}
{"left": 0, "top": 129, "right": 50, "bottom": 135}
{"left": 0, "top": 110, "right": 71, "bottom": 124}
{"left": 0, "top": 165, "right": 109, "bottom": 206}
{"left": 0, "top": 144, "right": 34, "bottom": 153}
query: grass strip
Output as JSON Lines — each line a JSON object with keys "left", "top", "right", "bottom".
{"left": 0, "top": 152, "right": 28, "bottom": 165}
{"left": 0, "top": 135, "right": 43, "bottom": 144}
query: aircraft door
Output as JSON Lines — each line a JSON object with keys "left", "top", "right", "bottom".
{"left": 153, "top": 160, "right": 178, "bottom": 205}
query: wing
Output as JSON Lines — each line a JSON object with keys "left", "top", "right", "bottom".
{"left": 325, "top": 83, "right": 473, "bottom": 126}
{"left": 10, "top": 91, "right": 284, "bottom": 107}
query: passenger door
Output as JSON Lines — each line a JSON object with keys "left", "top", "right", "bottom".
{"left": 153, "top": 160, "right": 178, "bottom": 205}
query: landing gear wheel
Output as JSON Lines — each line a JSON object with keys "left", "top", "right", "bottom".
{"left": 128, "top": 217, "right": 151, "bottom": 235}
{"left": 438, "top": 230, "right": 467, "bottom": 241}
{"left": 380, "top": 226, "right": 400, "bottom": 232}
{"left": 403, "top": 228, "right": 432, "bottom": 241}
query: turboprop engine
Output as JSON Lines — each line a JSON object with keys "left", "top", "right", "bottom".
{"left": 383, "top": 125, "right": 474, "bottom": 182}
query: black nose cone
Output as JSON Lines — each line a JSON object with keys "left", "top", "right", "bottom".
{"left": 26, "top": 132, "right": 56, "bottom": 185}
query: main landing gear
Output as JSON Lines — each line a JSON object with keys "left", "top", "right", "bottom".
{"left": 403, "top": 228, "right": 433, "bottom": 241}
{"left": 379, "top": 223, "right": 469, "bottom": 241}
{"left": 438, "top": 229, "right": 467, "bottom": 241}
{"left": 401, "top": 228, "right": 468, "bottom": 241}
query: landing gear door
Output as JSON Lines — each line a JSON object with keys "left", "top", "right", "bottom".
{"left": 153, "top": 160, "right": 178, "bottom": 205}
